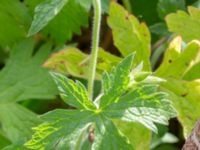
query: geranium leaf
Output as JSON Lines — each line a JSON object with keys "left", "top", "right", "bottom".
{"left": 25, "top": 109, "right": 93, "bottom": 149}
{"left": 103, "top": 84, "right": 176, "bottom": 133}
{"left": 28, "top": 0, "right": 68, "bottom": 36}
{"left": 99, "top": 53, "right": 134, "bottom": 108}
{"left": 0, "top": 39, "right": 57, "bottom": 103}
{"left": 50, "top": 72, "right": 96, "bottom": 110}
{"left": 108, "top": 2, "right": 151, "bottom": 71}
{"left": 166, "top": 6, "right": 200, "bottom": 42}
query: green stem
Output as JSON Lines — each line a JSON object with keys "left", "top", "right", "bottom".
{"left": 88, "top": 0, "right": 102, "bottom": 100}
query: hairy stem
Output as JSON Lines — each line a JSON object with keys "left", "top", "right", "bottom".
{"left": 88, "top": 0, "right": 102, "bottom": 100}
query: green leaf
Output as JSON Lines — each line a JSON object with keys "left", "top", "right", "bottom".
{"left": 157, "top": 0, "right": 186, "bottom": 20}
{"left": 0, "top": 39, "right": 57, "bottom": 103}
{"left": 150, "top": 22, "right": 169, "bottom": 36}
{"left": 155, "top": 37, "right": 200, "bottom": 137}
{"left": 166, "top": 6, "right": 200, "bottom": 42}
{"left": 99, "top": 53, "right": 134, "bottom": 108}
{"left": 0, "top": 103, "right": 41, "bottom": 143}
{"left": 155, "top": 37, "right": 200, "bottom": 79}
{"left": 183, "top": 62, "right": 200, "bottom": 80}
{"left": 25, "top": 109, "right": 93, "bottom": 149}
{"left": 0, "top": 0, "right": 31, "bottom": 47}
{"left": 114, "top": 121, "right": 151, "bottom": 150}
{"left": 108, "top": 2, "right": 151, "bottom": 71}
{"left": 27, "top": 0, "right": 89, "bottom": 42}
{"left": 103, "top": 84, "right": 176, "bottom": 132}
{"left": 28, "top": 0, "right": 68, "bottom": 36}
{"left": 92, "top": 116, "right": 133, "bottom": 150}
{"left": 50, "top": 72, "right": 96, "bottom": 110}
{"left": 0, "top": 133, "right": 10, "bottom": 149}
{"left": 3, "top": 143, "right": 29, "bottom": 150}
{"left": 43, "top": 47, "right": 121, "bottom": 79}
{"left": 160, "top": 79, "right": 200, "bottom": 137}
{"left": 26, "top": 55, "right": 176, "bottom": 149}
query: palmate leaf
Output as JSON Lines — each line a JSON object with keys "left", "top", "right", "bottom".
{"left": 99, "top": 54, "right": 134, "bottom": 108}
{"left": 0, "top": 39, "right": 58, "bottom": 148}
{"left": 26, "top": 54, "right": 176, "bottom": 149}
{"left": 92, "top": 116, "right": 133, "bottom": 150}
{"left": 166, "top": 6, "right": 200, "bottom": 42}
{"left": 0, "top": 39, "right": 57, "bottom": 103}
{"left": 26, "top": 0, "right": 89, "bottom": 42}
{"left": 155, "top": 37, "right": 200, "bottom": 79}
{"left": 0, "top": 103, "right": 41, "bottom": 143}
{"left": 28, "top": 0, "right": 69, "bottom": 36}
{"left": 114, "top": 121, "right": 151, "bottom": 150}
{"left": 103, "top": 84, "right": 176, "bottom": 133}
{"left": 25, "top": 109, "right": 93, "bottom": 149}
{"left": 108, "top": 2, "right": 151, "bottom": 71}
{"left": 50, "top": 72, "right": 96, "bottom": 110}
{"left": 155, "top": 37, "right": 200, "bottom": 137}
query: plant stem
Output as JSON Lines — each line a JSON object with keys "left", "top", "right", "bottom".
{"left": 88, "top": 0, "right": 102, "bottom": 100}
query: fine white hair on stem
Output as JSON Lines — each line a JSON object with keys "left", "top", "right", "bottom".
{"left": 88, "top": 0, "right": 102, "bottom": 100}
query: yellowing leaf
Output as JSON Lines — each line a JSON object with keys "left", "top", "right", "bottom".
{"left": 155, "top": 37, "right": 200, "bottom": 79}
{"left": 161, "top": 79, "right": 200, "bottom": 137}
{"left": 166, "top": 6, "right": 200, "bottom": 42}
{"left": 108, "top": 2, "right": 151, "bottom": 71}
{"left": 155, "top": 37, "right": 200, "bottom": 137}
{"left": 43, "top": 47, "right": 121, "bottom": 79}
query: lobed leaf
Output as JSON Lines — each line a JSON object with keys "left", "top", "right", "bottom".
{"left": 166, "top": 6, "right": 200, "bottom": 42}
{"left": 108, "top": 2, "right": 151, "bottom": 71}
{"left": 0, "top": 39, "right": 57, "bottom": 103}
{"left": 92, "top": 116, "right": 133, "bottom": 150}
{"left": 27, "top": 0, "right": 89, "bottom": 42}
{"left": 26, "top": 55, "right": 176, "bottom": 149}
{"left": 0, "top": 103, "right": 41, "bottom": 143}
{"left": 155, "top": 37, "right": 200, "bottom": 137}
{"left": 28, "top": 0, "right": 68, "bottom": 36}
{"left": 25, "top": 109, "right": 93, "bottom": 149}
{"left": 103, "top": 84, "right": 176, "bottom": 133}
{"left": 161, "top": 79, "right": 200, "bottom": 137}
{"left": 155, "top": 37, "right": 200, "bottom": 79}
{"left": 51, "top": 72, "right": 96, "bottom": 110}
{"left": 114, "top": 121, "right": 151, "bottom": 150}
{"left": 99, "top": 53, "right": 134, "bottom": 108}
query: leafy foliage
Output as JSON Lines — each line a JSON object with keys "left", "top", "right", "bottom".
{"left": 27, "top": 0, "right": 89, "bottom": 42}
{"left": 28, "top": 0, "right": 69, "bottom": 36}
{"left": 0, "top": 0, "right": 31, "bottom": 47}
{"left": 155, "top": 37, "right": 200, "bottom": 137}
{"left": 25, "top": 54, "right": 176, "bottom": 149}
{"left": 108, "top": 2, "right": 151, "bottom": 71}
{"left": 0, "top": 103, "right": 41, "bottom": 143}
{"left": 0, "top": 39, "right": 57, "bottom": 147}
{"left": 166, "top": 6, "right": 200, "bottom": 42}
{"left": 1, "top": 0, "right": 200, "bottom": 149}
{"left": 44, "top": 47, "right": 121, "bottom": 79}
{"left": 0, "top": 39, "right": 57, "bottom": 103}
{"left": 157, "top": 0, "right": 186, "bottom": 20}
